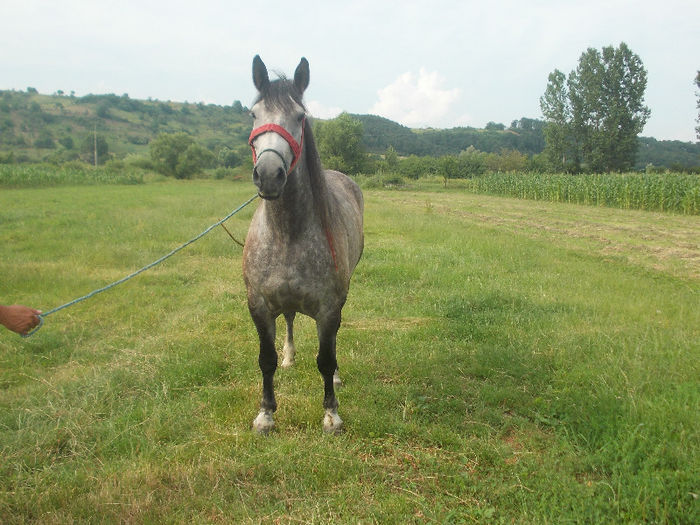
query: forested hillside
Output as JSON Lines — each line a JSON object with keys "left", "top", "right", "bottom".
{"left": 0, "top": 89, "right": 252, "bottom": 164}
{"left": 354, "top": 115, "right": 547, "bottom": 157}
{"left": 1, "top": 88, "right": 697, "bottom": 170}
{"left": 637, "top": 137, "right": 700, "bottom": 170}
{"left": 354, "top": 114, "right": 698, "bottom": 169}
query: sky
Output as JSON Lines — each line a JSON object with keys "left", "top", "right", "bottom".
{"left": 3, "top": 0, "right": 699, "bottom": 142}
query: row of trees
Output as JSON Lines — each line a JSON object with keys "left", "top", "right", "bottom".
{"left": 377, "top": 147, "right": 539, "bottom": 184}
{"left": 540, "top": 42, "right": 651, "bottom": 173}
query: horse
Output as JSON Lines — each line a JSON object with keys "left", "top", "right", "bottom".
{"left": 243, "top": 55, "right": 364, "bottom": 434}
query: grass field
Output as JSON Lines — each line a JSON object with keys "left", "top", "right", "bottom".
{"left": 1, "top": 179, "right": 698, "bottom": 523}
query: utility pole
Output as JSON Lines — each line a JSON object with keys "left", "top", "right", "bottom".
{"left": 93, "top": 123, "right": 98, "bottom": 167}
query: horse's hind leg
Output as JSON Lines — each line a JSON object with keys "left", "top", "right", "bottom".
{"left": 316, "top": 312, "right": 343, "bottom": 433}
{"left": 250, "top": 309, "right": 277, "bottom": 434}
{"left": 281, "top": 312, "right": 296, "bottom": 368}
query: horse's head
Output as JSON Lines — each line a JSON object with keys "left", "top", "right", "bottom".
{"left": 249, "top": 55, "right": 309, "bottom": 200}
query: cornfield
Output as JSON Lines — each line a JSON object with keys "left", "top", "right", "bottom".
{"left": 465, "top": 172, "right": 700, "bottom": 215}
{"left": 0, "top": 163, "right": 143, "bottom": 188}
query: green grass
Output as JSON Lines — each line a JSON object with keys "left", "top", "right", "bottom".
{"left": 0, "top": 163, "right": 144, "bottom": 188}
{"left": 1, "top": 180, "right": 698, "bottom": 523}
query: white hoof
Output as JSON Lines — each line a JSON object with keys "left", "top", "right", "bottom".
{"left": 253, "top": 410, "right": 275, "bottom": 434}
{"left": 281, "top": 356, "right": 295, "bottom": 368}
{"left": 323, "top": 409, "right": 343, "bottom": 434}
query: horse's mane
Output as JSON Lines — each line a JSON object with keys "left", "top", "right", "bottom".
{"left": 256, "top": 77, "right": 332, "bottom": 235}
{"left": 302, "top": 117, "right": 333, "bottom": 236}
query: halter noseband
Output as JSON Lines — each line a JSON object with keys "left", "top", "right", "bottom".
{"left": 248, "top": 118, "right": 305, "bottom": 173}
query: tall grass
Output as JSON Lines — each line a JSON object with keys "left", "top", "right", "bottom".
{"left": 0, "top": 163, "right": 143, "bottom": 188}
{"left": 464, "top": 172, "right": 700, "bottom": 214}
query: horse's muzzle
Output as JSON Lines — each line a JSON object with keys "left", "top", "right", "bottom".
{"left": 253, "top": 164, "right": 287, "bottom": 200}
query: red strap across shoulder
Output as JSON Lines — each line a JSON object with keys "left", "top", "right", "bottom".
{"left": 325, "top": 227, "right": 338, "bottom": 272}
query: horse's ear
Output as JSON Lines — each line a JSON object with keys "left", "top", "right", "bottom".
{"left": 294, "top": 57, "right": 310, "bottom": 94}
{"left": 253, "top": 55, "right": 269, "bottom": 92}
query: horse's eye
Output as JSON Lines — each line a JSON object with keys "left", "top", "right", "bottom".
{"left": 250, "top": 112, "right": 256, "bottom": 119}
{"left": 297, "top": 113, "right": 305, "bottom": 123}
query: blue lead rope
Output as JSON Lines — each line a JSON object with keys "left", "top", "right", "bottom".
{"left": 22, "top": 194, "right": 259, "bottom": 338}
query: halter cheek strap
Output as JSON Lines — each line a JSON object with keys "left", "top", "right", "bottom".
{"left": 249, "top": 119, "right": 305, "bottom": 172}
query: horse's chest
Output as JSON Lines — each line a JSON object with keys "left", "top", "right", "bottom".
{"left": 245, "top": 238, "right": 334, "bottom": 316}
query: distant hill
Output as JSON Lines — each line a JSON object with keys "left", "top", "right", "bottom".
{"left": 353, "top": 114, "right": 699, "bottom": 169}
{"left": 636, "top": 137, "right": 700, "bottom": 170}
{"left": 352, "top": 115, "right": 547, "bottom": 157}
{"left": 1, "top": 88, "right": 698, "bottom": 170}
{"left": 0, "top": 89, "right": 252, "bottom": 164}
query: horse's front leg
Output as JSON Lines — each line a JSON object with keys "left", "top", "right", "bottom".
{"left": 250, "top": 308, "right": 277, "bottom": 434}
{"left": 281, "top": 311, "right": 296, "bottom": 368}
{"left": 316, "top": 311, "right": 343, "bottom": 433}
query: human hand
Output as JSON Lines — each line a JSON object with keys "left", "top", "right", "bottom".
{"left": 0, "top": 305, "right": 43, "bottom": 336}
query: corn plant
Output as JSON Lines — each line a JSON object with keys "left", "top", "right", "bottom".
{"left": 466, "top": 172, "right": 700, "bottom": 214}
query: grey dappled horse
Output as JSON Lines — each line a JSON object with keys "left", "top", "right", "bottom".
{"left": 243, "top": 56, "right": 364, "bottom": 433}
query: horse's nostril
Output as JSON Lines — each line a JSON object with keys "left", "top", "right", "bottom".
{"left": 276, "top": 168, "right": 286, "bottom": 182}
{"left": 253, "top": 167, "right": 260, "bottom": 183}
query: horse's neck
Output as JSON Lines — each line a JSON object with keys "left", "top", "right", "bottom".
{"left": 262, "top": 158, "right": 319, "bottom": 238}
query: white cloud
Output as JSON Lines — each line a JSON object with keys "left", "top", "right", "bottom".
{"left": 306, "top": 100, "right": 343, "bottom": 120}
{"left": 369, "top": 69, "right": 461, "bottom": 128}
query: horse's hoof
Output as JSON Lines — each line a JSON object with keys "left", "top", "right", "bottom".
{"left": 323, "top": 409, "right": 343, "bottom": 434}
{"left": 253, "top": 410, "right": 275, "bottom": 434}
{"left": 281, "top": 357, "right": 295, "bottom": 369}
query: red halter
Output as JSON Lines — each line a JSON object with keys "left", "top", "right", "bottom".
{"left": 248, "top": 118, "right": 305, "bottom": 172}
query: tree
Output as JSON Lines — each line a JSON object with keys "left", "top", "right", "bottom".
{"left": 458, "top": 146, "right": 487, "bottom": 176}
{"left": 597, "top": 43, "right": 650, "bottom": 171}
{"left": 80, "top": 133, "right": 109, "bottom": 165}
{"left": 58, "top": 136, "right": 74, "bottom": 150}
{"left": 34, "top": 130, "right": 56, "bottom": 149}
{"left": 176, "top": 143, "right": 217, "bottom": 178}
{"left": 540, "top": 69, "right": 573, "bottom": 171}
{"left": 218, "top": 147, "right": 241, "bottom": 168}
{"left": 384, "top": 145, "right": 399, "bottom": 173}
{"left": 150, "top": 133, "right": 194, "bottom": 177}
{"left": 96, "top": 102, "right": 112, "bottom": 119}
{"left": 438, "top": 155, "right": 459, "bottom": 187}
{"left": 314, "top": 112, "right": 366, "bottom": 174}
{"left": 541, "top": 42, "right": 650, "bottom": 172}
{"left": 149, "top": 132, "right": 215, "bottom": 179}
